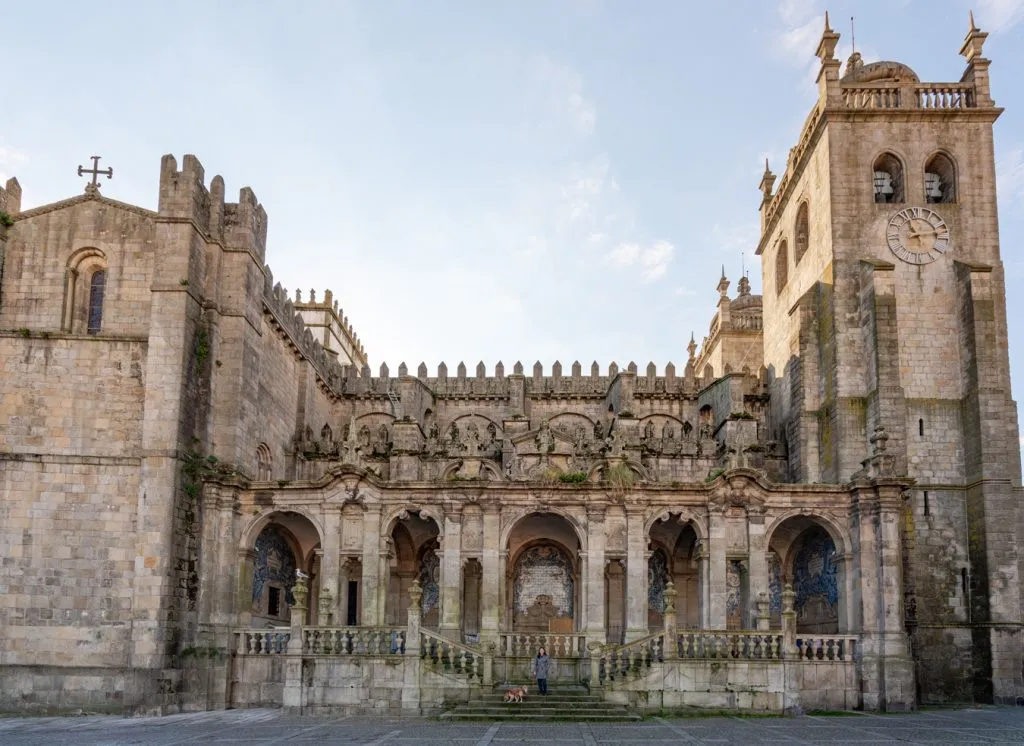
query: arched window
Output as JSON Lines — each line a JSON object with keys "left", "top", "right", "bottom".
{"left": 794, "top": 202, "right": 809, "bottom": 264}
{"left": 924, "top": 152, "right": 956, "bottom": 204}
{"left": 63, "top": 247, "right": 108, "bottom": 334}
{"left": 87, "top": 270, "right": 106, "bottom": 335}
{"left": 873, "top": 152, "right": 904, "bottom": 204}
{"left": 775, "top": 240, "right": 789, "bottom": 295}
{"left": 256, "top": 443, "right": 272, "bottom": 481}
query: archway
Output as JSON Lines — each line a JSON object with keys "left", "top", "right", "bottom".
{"left": 506, "top": 512, "right": 582, "bottom": 634}
{"left": 385, "top": 511, "right": 441, "bottom": 628}
{"left": 246, "top": 510, "right": 322, "bottom": 626}
{"left": 647, "top": 514, "right": 702, "bottom": 634}
{"left": 767, "top": 515, "right": 845, "bottom": 634}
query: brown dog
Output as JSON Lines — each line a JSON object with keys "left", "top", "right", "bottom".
{"left": 503, "top": 685, "right": 528, "bottom": 703}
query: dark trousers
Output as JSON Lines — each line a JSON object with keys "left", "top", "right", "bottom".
{"left": 537, "top": 678, "right": 548, "bottom": 694}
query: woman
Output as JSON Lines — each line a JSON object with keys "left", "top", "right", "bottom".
{"left": 531, "top": 646, "right": 551, "bottom": 695}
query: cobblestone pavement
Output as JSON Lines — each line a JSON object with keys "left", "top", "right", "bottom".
{"left": 1, "top": 708, "right": 1024, "bottom": 745}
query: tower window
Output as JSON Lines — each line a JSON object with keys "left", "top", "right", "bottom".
{"left": 775, "top": 240, "right": 789, "bottom": 295}
{"left": 924, "top": 153, "right": 956, "bottom": 204}
{"left": 919, "top": 418, "right": 924, "bottom": 437}
{"left": 87, "top": 270, "right": 106, "bottom": 335}
{"left": 873, "top": 152, "right": 904, "bottom": 204}
{"left": 923, "top": 491, "right": 930, "bottom": 516}
{"left": 794, "top": 202, "right": 809, "bottom": 264}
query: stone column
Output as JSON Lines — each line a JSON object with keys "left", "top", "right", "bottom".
{"left": 480, "top": 505, "right": 501, "bottom": 642}
{"left": 498, "top": 549, "right": 509, "bottom": 633}
{"left": 360, "top": 506, "right": 382, "bottom": 627}
{"left": 585, "top": 504, "right": 608, "bottom": 643}
{"left": 875, "top": 490, "right": 915, "bottom": 709}
{"left": 780, "top": 583, "right": 797, "bottom": 657}
{"left": 746, "top": 509, "right": 768, "bottom": 629}
{"left": 320, "top": 507, "right": 341, "bottom": 623}
{"left": 707, "top": 506, "right": 728, "bottom": 628}
{"left": 697, "top": 543, "right": 709, "bottom": 629}
{"left": 663, "top": 581, "right": 678, "bottom": 657}
{"left": 756, "top": 592, "right": 770, "bottom": 631}
{"left": 624, "top": 505, "right": 648, "bottom": 641}
{"left": 439, "top": 508, "right": 463, "bottom": 637}
{"left": 237, "top": 548, "right": 256, "bottom": 627}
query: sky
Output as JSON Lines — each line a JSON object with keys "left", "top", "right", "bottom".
{"left": 2, "top": 1, "right": 1023, "bottom": 449}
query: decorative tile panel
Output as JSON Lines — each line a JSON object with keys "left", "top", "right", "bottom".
{"left": 513, "top": 545, "right": 573, "bottom": 627}
{"left": 252, "top": 526, "right": 297, "bottom": 605}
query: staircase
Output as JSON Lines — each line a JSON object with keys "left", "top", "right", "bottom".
{"left": 441, "top": 683, "right": 640, "bottom": 722}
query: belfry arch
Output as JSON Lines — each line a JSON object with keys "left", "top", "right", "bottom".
{"left": 385, "top": 511, "right": 441, "bottom": 629}
{"left": 242, "top": 510, "right": 322, "bottom": 627}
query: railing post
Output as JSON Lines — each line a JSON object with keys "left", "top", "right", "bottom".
{"left": 588, "top": 641, "right": 603, "bottom": 689}
{"left": 781, "top": 583, "right": 798, "bottom": 658}
{"left": 317, "top": 587, "right": 334, "bottom": 627}
{"left": 288, "top": 572, "right": 309, "bottom": 655}
{"left": 663, "top": 580, "right": 677, "bottom": 658}
{"left": 406, "top": 578, "right": 423, "bottom": 656}
{"left": 756, "top": 591, "right": 770, "bottom": 632}
{"left": 483, "top": 640, "right": 495, "bottom": 687}
{"left": 283, "top": 571, "right": 309, "bottom": 712}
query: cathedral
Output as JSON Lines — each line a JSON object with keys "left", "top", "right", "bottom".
{"left": 1, "top": 17, "right": 1021, "bottom": 716}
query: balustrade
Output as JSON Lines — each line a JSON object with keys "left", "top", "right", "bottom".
{"left": 420, "top": 629, "right": 484, "bottom": 680}
{"left": 499, "top": 632, "right": 586, "bottom": 658}
{"left": 794, "top": 635, "right": 857, "bottom": 662}
{"left": 302, "top": 626, "right": 406, "bottom": 655}
{"left": 235, "top": 628, "right": 290, "bottom": 655}
{"left": 673, "top": 631, "right": 782, "bottom": 660}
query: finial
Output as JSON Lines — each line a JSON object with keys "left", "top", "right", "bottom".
{"left": 720, "top": 264, "right": 726, "bottom": 280}
{"left": 824, "top": 11, "right": 831, "bottom": 32}
{"left": 969, "top": 9, "right": 977, "bottom": 32}
{"left": 960, "top": 9, "right": 988, "bottom": 61}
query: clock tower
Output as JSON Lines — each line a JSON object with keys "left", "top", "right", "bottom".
{"left": 756, "top": 15, "right": 1022, "bottom": 706}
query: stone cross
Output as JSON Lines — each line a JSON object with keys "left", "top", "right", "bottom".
{"left": 77, "top": 155, "right": 113, "bottom": 195}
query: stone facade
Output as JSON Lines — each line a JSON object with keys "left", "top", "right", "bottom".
{"left": 0, "top": 16, "right": 1021, "bottom": 716}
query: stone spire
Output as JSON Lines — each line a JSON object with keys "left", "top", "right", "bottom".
{"left": 815, "top": 12, "right": 842, "bottom": 106}
{"left": 687, "top": 333, "right": 698, "bottom": 360}
{"left": 717, "top": 266, "right": 730, "bottom": 299}
{"left": 738, "top": 273, "right": 751, "bottom": 297}
{"left": 759, "top": 159, "right": 776, "bottom": 204}
{"left": 960, "top": 10, "right": 993, "bottom": 105}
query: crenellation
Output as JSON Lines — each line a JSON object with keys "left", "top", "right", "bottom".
{"left": 0, "top": 176, "right": 22, "bottom": 216}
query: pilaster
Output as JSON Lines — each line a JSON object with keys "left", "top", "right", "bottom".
{"left": 624, "top": 505, "right": 648, "bottom": 641}
{"left": 360, "top": 506, "right": 382, "bottom": 627}
{"left": 707, "top": 505, "right": 728, "bottom": 628}
{"left": 439, "top": 505, "right": 463, "bottom": 636}
{"left": 480, "top": 505, "right": 501, "bottom": 640}
{"left": 585, "top": 504, "right": 607, "bottom": 641}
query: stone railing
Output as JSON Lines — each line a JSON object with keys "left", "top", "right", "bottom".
{"left": 235, "top": 628, "right": 291, "bottom": 655}
{"left": 840, "top": 82, "right": 975, "bottom": 111}
{"left": 673, "top": 631, "right": 783, "bottom": 660}
{"left": 421, "top": 628, "right": 489, "bottom": 682}
{"left": 794, "top": 635, "right": 857, "bottom": 662}
{"left": 914, "top": 84, "right": 974, "bottom": 109}
{"left": 302, "top": 626, "right": 406, "bottom": 655}
{"left": 598, "top": 631, "right": 665, "bottom": 683}
{"left": 499, "top": 632, "right": 587, "bottom": 658}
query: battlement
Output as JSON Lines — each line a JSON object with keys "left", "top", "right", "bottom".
{"left": 0, "top": 177, "right": 22, "bottom": 217}
{"left": 158, "top": 154, "right": 268, "bottom": 261}
{"left": 262, "top": 267, "right": 348, "bottom": 389}
{"left": 293, "top": 288, "right": 368, "bottom": 367}
{"left": 336, "top": 358, "right": 767, "bottom": 398}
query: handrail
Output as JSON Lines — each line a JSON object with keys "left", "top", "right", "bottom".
{"left": 794, "top": 634, "right": 857, "bottom": 661}
{"left": 599, "top": 631, "right": 664, "bottom": 682}
{"left": 420, "top": 628, "right": 486, "bottom": 680}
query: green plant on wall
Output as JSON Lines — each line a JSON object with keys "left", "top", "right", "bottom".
{"left": 0, "top": 211, "right": 13, "bottom": 228}
{"left": 558, "top": 471, "right": 588, "bottom": 484}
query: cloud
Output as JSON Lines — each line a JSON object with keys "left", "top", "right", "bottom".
{"left": 975, "top": 0, "right": 1024, "bottom": 33}
{"left": 532, "top": 55, "right": 597, "bottom": 138}
{"left": 605, "top": 240, "right": 675, "bottom": 282}
{"left": 777, "top": 0, "right": 818, "bottom": 26}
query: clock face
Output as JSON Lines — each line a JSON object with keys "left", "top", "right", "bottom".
{"left": 886, "top": 207, "right": 950, "bottom": 265}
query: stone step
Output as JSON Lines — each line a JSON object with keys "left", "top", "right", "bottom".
{"left": 470, "top": 699, "right": 609, "bottom": 708}
{"left": 443, "top": 711, "right": 642, "bottom": 722}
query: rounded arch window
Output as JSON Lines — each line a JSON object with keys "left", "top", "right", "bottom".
{"left": 775, "top": 240, "right": 789, "bottom": 295}
{"left": 872, "top": 152, "right": 904, "bottom": 204}
{"left": 924, "top": 152, "right": 956, "bottom": 204}
{"left": 794, "top": 202, "right": 809, "bottom": 264}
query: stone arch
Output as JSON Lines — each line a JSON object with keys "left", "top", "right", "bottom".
{"left": 872, "top": 150, "right": 906, "bottom": 204}
{"left": 766, "top": 511, "right": 850, "bottom": 634}
{"left": 500, "top": 508, "right": 587, "bottom": 553}
{"left": 243, "top": 510, "right": 323, "bottom": 627}
{"left": 646, "top": 511, "right": 704, "bottom": 631}
{"left": 63, "top": 247, "right": 109, "bottom": 334}
{"left": 924, "top": 151, "right": 957, "bottom": 204}
{"left": 764, "top": 509, "right": 850, "bottom": 557}
{"left": 382, "top": 505, "right": 444, "bottom": 542}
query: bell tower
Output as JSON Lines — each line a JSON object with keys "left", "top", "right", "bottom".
{"left": 757, "top": 14, "right": 1022, "bottom": 706}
